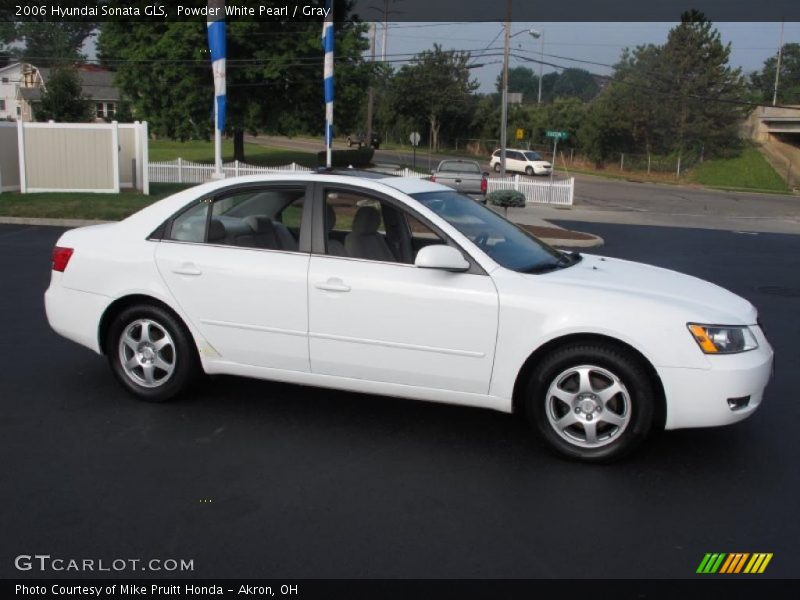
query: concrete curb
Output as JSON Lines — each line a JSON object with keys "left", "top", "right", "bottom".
{"left": 540, "top": 233, "right": 604, "bottom": 248}
{"left": 0, "top": 216, "right": 113, "bottom": 228}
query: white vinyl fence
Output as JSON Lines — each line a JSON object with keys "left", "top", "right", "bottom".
{"left": 487, "top": 175, "right": 574, "bottom": 206}
{"left": 0, "top": 120, "right": 149, "bottom": 194}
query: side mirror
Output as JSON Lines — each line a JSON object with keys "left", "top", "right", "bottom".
{"left": 415, "top": 245, "right": 470, "bottom": 272}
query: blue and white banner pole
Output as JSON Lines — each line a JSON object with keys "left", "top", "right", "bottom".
{"left": 207, "top": 0, "right": 226, "bottom": 178}
{"left": 322, "top": 0, "right": 334, "bottom": 169}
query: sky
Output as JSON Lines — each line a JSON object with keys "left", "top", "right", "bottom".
{"left": 376, "top": 21, "right": 800, "bottom": 93}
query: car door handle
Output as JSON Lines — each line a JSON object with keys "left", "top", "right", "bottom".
{"left": 315, "top": 278, "right": 351, "bottom": 292}
{"left": 454, "top": 178, "right": 462, "bottom": 183}
{"left": 172, "top": 263, "right": 202, "bottom": 276}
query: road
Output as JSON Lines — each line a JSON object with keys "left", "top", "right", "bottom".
{"left": 2, "top": 222, "right": 798, "bottom": 579}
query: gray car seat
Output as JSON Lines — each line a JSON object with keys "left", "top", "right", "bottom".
{"left": 326, "top": 204, "right": 348, "bottom": 256}
{"left": 240, "top": 215, "right": 280, "bottom": 249}
{"left": 344, "top": 206, "right": 395, "bottom": 262}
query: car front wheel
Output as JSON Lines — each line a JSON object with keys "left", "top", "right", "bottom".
{"left": 493, "top": 162, "right": 501, "bottom": 173}
{"left": 524, "top": 343, "right": 655, "bottom": 462}
{"left": 525, "top": 166, "right": 534, "bottom": 176}
{"left": 107, "top": 304, "right": 199, "bottom": 402}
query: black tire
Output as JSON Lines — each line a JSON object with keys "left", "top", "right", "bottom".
{"left": 106, "top": 304, "right": 200, "bottom": 402}
{"left": 525, "top": 166, "right": 534, "bottom": 176}
{"left": 493, "top": 162, "right": 501, "bottom": 173}
{"left": 524, "top": 343, "right": 655, "bottom": 462}
{"left": 347, "top": 138, "right": 353, "bottom": 147}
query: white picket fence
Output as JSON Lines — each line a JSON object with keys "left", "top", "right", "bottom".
{"left": 147, "top": 160, "right": 433, "bottom": 184}
{"left": 148, "top": 159, "right": 314, "bottom": 184}
{"left": 148, "top": 160, "right": 572, "bottom": 206}
{"left": 487, "top": 175, "right": 574, "bottom": 206}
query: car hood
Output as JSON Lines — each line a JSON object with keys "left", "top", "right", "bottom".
{"left": 537, "top": 254, "right": 757, "bottom": 324}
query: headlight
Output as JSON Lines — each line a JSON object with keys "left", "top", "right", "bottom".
{"left": 687, "top": 324, "right": 758, "bottom": 354}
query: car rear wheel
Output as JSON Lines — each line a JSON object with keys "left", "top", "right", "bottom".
{"left": 347, "top": 138, "right": 353, "bottom": 147}
{"left": 525, "top": 166, "right": 534, "bottom": 176}
{"left": 524, "top": 343, "right": 655, "bottom": 462}
{"left": 107, "top": 305, "right": 199, "bottom": 402}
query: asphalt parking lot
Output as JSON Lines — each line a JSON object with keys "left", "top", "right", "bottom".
{"left": 2, "top": 221, "right": 799, "bottom": 579}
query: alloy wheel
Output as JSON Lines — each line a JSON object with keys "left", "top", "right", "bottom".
{"left": 544, "top": 364, "right": 631, "bottom": 449}
{"left": 118, "top": 319, "right": 176, "bottom": 388}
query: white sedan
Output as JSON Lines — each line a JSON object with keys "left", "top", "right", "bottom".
{"left": 45, "top": 173, "right": 773, "bottom": 461}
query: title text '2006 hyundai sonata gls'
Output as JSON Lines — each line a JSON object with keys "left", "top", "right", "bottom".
{"left": 45, "top": 172, "right": 773, "bottom": 461}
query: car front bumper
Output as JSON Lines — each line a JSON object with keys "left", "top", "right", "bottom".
{"left": 658, "top": 337, "right": 773, "bottom": 430}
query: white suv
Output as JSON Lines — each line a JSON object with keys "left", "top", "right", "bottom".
{"left": 491, "top": 149, "right": 552, "bottom": 176}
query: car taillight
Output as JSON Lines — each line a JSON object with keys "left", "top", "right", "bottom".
{"left": 52, "top": 246, "right": 74, "bottom": 272}
{"left": 481, "top": 176, "right": 487, "bottom": 194}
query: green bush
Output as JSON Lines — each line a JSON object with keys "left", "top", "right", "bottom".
{"left": 316, "top": 147, "right": 374, "bottom": 168}
{"left": 487, "top": 189, "right": 526, "bottom": 208}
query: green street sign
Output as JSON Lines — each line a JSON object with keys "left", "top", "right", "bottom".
{"left": 545, "top": 130, "right": 569, "bottom": 140}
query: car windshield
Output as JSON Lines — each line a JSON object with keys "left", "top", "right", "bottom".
{"left": 411, "top": 190, "right": 573, "bottom": 273}
{"left": 439, "top": 162, "right": 481, "bottom": 173}
{"left": 523, "top": 151, "right": 543, "bottom": 161}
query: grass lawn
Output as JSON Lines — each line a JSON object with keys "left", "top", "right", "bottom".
{"left": 688, "top": 146, "right": 790, "bottom": 193}
{"left": 0, "top": 183, "right": 189, "bottom": 220}
{"left": 149, "top": 139, "right": 319, "bottom": 168}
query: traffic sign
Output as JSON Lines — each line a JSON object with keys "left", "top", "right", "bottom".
{"left": 545, "top": 130, "right": 569, "bottom": 140}
{"left": 515, "top": 128, "right": 525, "bottom": 140}
{"left": 409, "top": 131, "right": 421, "bottom": 146}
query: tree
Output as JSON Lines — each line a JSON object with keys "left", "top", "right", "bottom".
{"left": 391, "top": 44, "right": 478, "bottom": 151}
{"left": 34, "top": 66, "right": 93, "bottom": 122}
{"left": 551, "top": 68, "right": 599, "bottom": 102}
{"left": 14, "top": 22, "right": 96, "bottom": 65}
{"left": 599, "top": 12, "right": 747, "bottom": 157}
{"left": 496, "top": 66, "right": 539, "bottom": 102}
{"left": 98, "top": 0, "right": 368, "bottom": 161}
{"left": 750, "top": 43, "right": 800, "bottom": 105}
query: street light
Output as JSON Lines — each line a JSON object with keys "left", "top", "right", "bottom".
{"left": 500, "top": 24, "right": 540, "bottom": 177}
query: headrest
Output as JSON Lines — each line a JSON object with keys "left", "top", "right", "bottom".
{"left": 245, "top": 215, "right": 275, "bottom": 233}
{"left": 208, "top": 219, "right": 226, "bottom": 242}
{"left": 352, "top": 206, "right": 381, "bottom": 234}
{"left": 325, "top": 204, "right": 337, "bottom": 233}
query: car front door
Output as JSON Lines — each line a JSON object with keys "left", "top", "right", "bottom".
{"left": 307, "top": 185, "right": 498, "bottom": 394}
{"left": 154, "top": 184, "right": 312, "bottom": 371}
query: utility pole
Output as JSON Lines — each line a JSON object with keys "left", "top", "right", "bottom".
{"left": 366, "top": 22, "right": 376, "bottom": 141}
{"left": 537, "top": 31, "right": 544, "bottom": 104}
{"left": 772, "top": 20, "right": 785, "bottom": 107}
{"left": 381, "top": 0, "right": 390, "bottom": 62}
{"left": 499, "top": 0, "right": 511, "bottom": 177}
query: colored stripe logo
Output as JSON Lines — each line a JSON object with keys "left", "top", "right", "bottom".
{"left": 697, "top": 553, "right": 773, "bottom": 574}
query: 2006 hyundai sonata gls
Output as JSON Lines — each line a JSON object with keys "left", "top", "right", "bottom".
{"left": 45, "top": 173, "right": 773, "bottom": 461}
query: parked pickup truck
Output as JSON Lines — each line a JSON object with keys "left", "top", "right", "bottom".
{"left": 430, "top": 160, "right": 488, "bottom": 201}
{"left": 346, "top": 132, "right": 381, "bottom": 149}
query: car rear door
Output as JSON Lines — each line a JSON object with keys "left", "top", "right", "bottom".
{"left": 154, "top": 183, "right": 312, "bottom": 371}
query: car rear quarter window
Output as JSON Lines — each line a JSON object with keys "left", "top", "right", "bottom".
{"left": 168, "top": 202, "right": 209, "bottom": 243}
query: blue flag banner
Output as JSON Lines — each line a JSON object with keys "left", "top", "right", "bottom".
{"left": 322, "top": 0, "right": 334, "bottom": 152}
{"left": 207, "top": 0, "right": 226, "bottom": 132}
